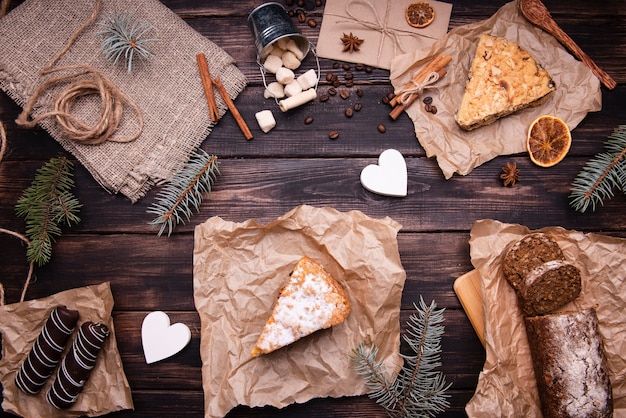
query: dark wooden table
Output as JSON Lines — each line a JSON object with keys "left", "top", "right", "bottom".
{"left": 1, "top": 0, "right": 625, "bottom": 417}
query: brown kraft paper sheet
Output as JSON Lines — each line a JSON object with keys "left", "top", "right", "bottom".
{"left": 389, "top": 0, "right": 601, "bottom": 179}
{"left": 317, "top": 0, "right": 452, "bottom": 70}
{"left": 0, "top": 281, "right": 133, "bottom": 417}
{"left": 466, "top": 219, "right": 626, "bottom": 417}
{"left": 193, "top": 205, "right": 406, "bottom": 417}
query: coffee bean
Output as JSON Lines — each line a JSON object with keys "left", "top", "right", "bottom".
{"left": 297, "top": 0, "right": 305, "bottom": 7}
{"left": 345, "top": 80, "right": 354, "bottom": 88}
{"left": 307, "top": 18, "right": 317, "bottom": 28}
{"left": 377, "top": 124, "right": 386, "bottom": 133}
{"left": 333, "top": 62, "right": 340, "bottom": 69}
{"left": 325, "top": 72, "right": 334, "bottom": 82}
{"left": 297, "top": 12, "right": 306, "bottom": 23}
{"left": 424, "top": 104, "right": 432, "bottom": 112}
{"left": 329, "top": 131, "right": 339, "bottom": 140}
{"left": 356, "top": 88, "right": 363, "bottom": 97}
{"left": 423, "top": 96, "right": 433, "bottom": 104}
{"left": 342, "top": 63, "right": 351, "bottom": 71}
{"left": 315, "top": 0, "right": 323, "bottom": 7}
{"left": 340, "top": 89, "right": 350, "bottom": 99}
{"left": 320, "top": 94, "right": 329, "bottom": 102}
{"left": 333, "top": 79, "right": 341, "bottom": 88}
{"left": 364, "top": 66, "right": 373, "bottom": 73}
{"left": 304, "top": 116, "right": 314, "bottom": 125}
{"left": 328, "top": 87, "right": 337, "bottom": 96}
{"left": 353, "top": 102, "right": 362, "bottom": 112}
{"left": 382, "top": 95, "right": 389, "bottom": 104}
{"left": 429, "top": 105, "right": 438, "bottom": 114}
{"left": 387, "top": 92, "right": 395, "bottom": 100}
{"left": 355, "top": 63, "right": 364, "bottom": 71}
{"left": 288, "top": 10, "right": 295, "bottom": 17}
{"left": 345, "top": 107, "right": 354, "bottom": 118}
{"left": 344, "top": 72, "right": 353, "bottom": 80}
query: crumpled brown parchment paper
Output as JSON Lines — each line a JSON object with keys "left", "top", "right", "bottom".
{"left": 389, "top": 0, "right": 602, "bottom": 179}
{"left": 0, "top": 281, "right": 133, "bottom": 417}
{"left": 466, "top": 219, "right": 626, "bottom": 417}
{"left": 193, "top": 205, "right": 406, "bottom": 418}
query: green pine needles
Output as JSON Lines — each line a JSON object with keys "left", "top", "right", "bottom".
{"left": 97, "top": 14, "right": 157, "bottom": 73}
{"left": 351, "top": 298, "right": 451, "bottom": 418}
{"left": 147, "top": 150, "right": 220, "bottom": 236}
{"left": 15, "top": 156, "right": 82, "bottom": 267}
{"left": 569, "top": 124, "right": 626, "bottom": 213}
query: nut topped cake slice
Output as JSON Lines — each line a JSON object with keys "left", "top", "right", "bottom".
{"left": 251, "top": 256, "right": 350, "bottom": 357}
{"left": 455, "top": 34, "right": 556, "bottom": 131}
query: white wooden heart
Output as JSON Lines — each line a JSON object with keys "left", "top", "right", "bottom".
{"left": 360, "top": 149, "right": 407, "bottom": 197}
{"left": 142, "top": 311, "right": 191, "bottom": 364}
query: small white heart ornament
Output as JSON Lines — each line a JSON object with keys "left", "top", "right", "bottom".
{"left": 142, "top": 311, "right": 191, "bottom": 364}
{"left": 360, "top": 149, "right": 407, "bottom": 197}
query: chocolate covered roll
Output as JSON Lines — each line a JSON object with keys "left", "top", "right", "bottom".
{"left": 524, "top": 308, "right": 613, "bottom": 418}
{"left": 47, "top": 321, "right": 109, "bottom": 409}
{"left": 15, "top": 305, "right": 79, "bottom": 394}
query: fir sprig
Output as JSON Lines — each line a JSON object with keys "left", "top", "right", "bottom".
{"left": 97, "top": 14, "right": 157, "bottom": 73}
{"left": 569, "top": 125, "right": 626, "bottom": 213}
{"left": 147, "top": 150, "right": 220, "bottom": 236}
{"left": 351, "top": 297, "right": 451, "bottom": 418}
{"left": 15, "top": 156, "right": 82, "bottom": 267}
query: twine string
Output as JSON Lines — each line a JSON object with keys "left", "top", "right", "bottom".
{"left": 396, "top": 71, "right": 440, "bottom": 105}
{"left": 14, "top": 0, "right": 144, "bottom": 146}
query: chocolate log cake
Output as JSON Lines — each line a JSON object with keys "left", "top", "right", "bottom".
{"left": 46, "top": 321, "right": 109, "bottom": 409}
{"left": 502, "top": 233, "right": 580, "bottom": 315}
{"left": 15, "top": 305, "right": 79, "bottom": 394}
{"left": 524, "top": 309, "right": 613, "bottom": 418}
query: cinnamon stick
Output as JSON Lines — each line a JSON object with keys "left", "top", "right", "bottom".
{"left": 389, "top": 68, "right": 447, "bottom": 120}
{"left": 196, "top": 53, "right": 220, "bottom": 123}
{"left": 212, "top": 77, "right": 253, "bottom": 140}
{"left": 389, "top": 54, "right": 452, "bottom": 107}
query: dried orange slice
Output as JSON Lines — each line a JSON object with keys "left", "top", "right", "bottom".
{"left": 526, "top": 115, "right": 572, "bottom": 167}
{"left": 406, "top": 2, "right": 435, "bottom": 28}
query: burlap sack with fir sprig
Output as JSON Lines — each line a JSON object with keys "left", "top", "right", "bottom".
{"left": 0, "top": 0, "right": 247, "bottom": 202}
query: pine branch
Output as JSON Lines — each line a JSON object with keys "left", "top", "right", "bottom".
{"left": 569, "top": 125, "right": 626, "bottom": 213}
{"left": 15, "top": 156, "right": 82, "bottom": 266}
{"left": 147, "top": 150, "right": 220, "bottom": 236}
{"left": 97, "top": 14, "right": 158, "bottom": 73}
{"left": 351, "top": 297, "right": 451, "bottom": 418}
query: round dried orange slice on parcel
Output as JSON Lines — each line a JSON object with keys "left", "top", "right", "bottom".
{"left": 406, "top": 2, "right": 436, "bottom": 28}
{"left": 526, "top": 115, "right": 572, "bottom": 167}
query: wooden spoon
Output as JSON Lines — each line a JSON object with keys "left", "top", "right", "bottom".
{"left": 519, "top": 0, "right": 616, "bottom": 90}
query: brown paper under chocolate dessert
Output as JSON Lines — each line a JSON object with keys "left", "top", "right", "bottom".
{"left": 524, "top": 309, "right": 613, "bottom": 418}
{"left": 466, "top": 220, "right": 626, "bottom": 417}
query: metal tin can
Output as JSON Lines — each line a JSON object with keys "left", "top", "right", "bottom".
{"left": 248, "top": 2, "right": 310, "bottom": 64}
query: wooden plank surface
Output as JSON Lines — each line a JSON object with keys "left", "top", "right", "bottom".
{"left": 1, "top": 0, "right": 625, "bottom": 417}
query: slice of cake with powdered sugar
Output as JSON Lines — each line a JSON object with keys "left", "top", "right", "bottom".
{"left": 251, "top": 256, "right": 350, "bottom": 357}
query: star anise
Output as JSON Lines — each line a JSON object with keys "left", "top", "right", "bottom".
{"left": 341, "top": 32, "right": 364, "bottom": 53}
{"left": 500, "top": 162, "right": 521, "bottom": 187}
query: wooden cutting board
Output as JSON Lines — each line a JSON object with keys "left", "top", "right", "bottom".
{"left": 453, "top": 270, "right": 485, "bottom": 347}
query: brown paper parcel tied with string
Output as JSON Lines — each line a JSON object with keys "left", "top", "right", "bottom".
{"left": 388, "top": 0, "right": 601, "bottom": 179}
{"left": 0, "top": 282, "right": 133, "bottom": 417}
{"left": 193, "top": 205, "right": 406, "bottom": 417}
{"left": 317, "top": 0, "right": 452, "bottom": 70}
{"left": 0, "top": 0, "right": 247, "bottom": 202}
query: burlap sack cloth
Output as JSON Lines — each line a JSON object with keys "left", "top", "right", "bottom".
{"left": 0, "top": 282, "right": 133, "bottom": 417}
{"left": 389, "top": 0, "right": 601, "bottom": 179}
{"left": 0, "top": 0, "right": 247, "bottom": 202}
{"left": 193, "top": 205, "right": 406, "bottom": 417}
{"left": 466, "top": 219, "right": 626, "bottom": 417}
